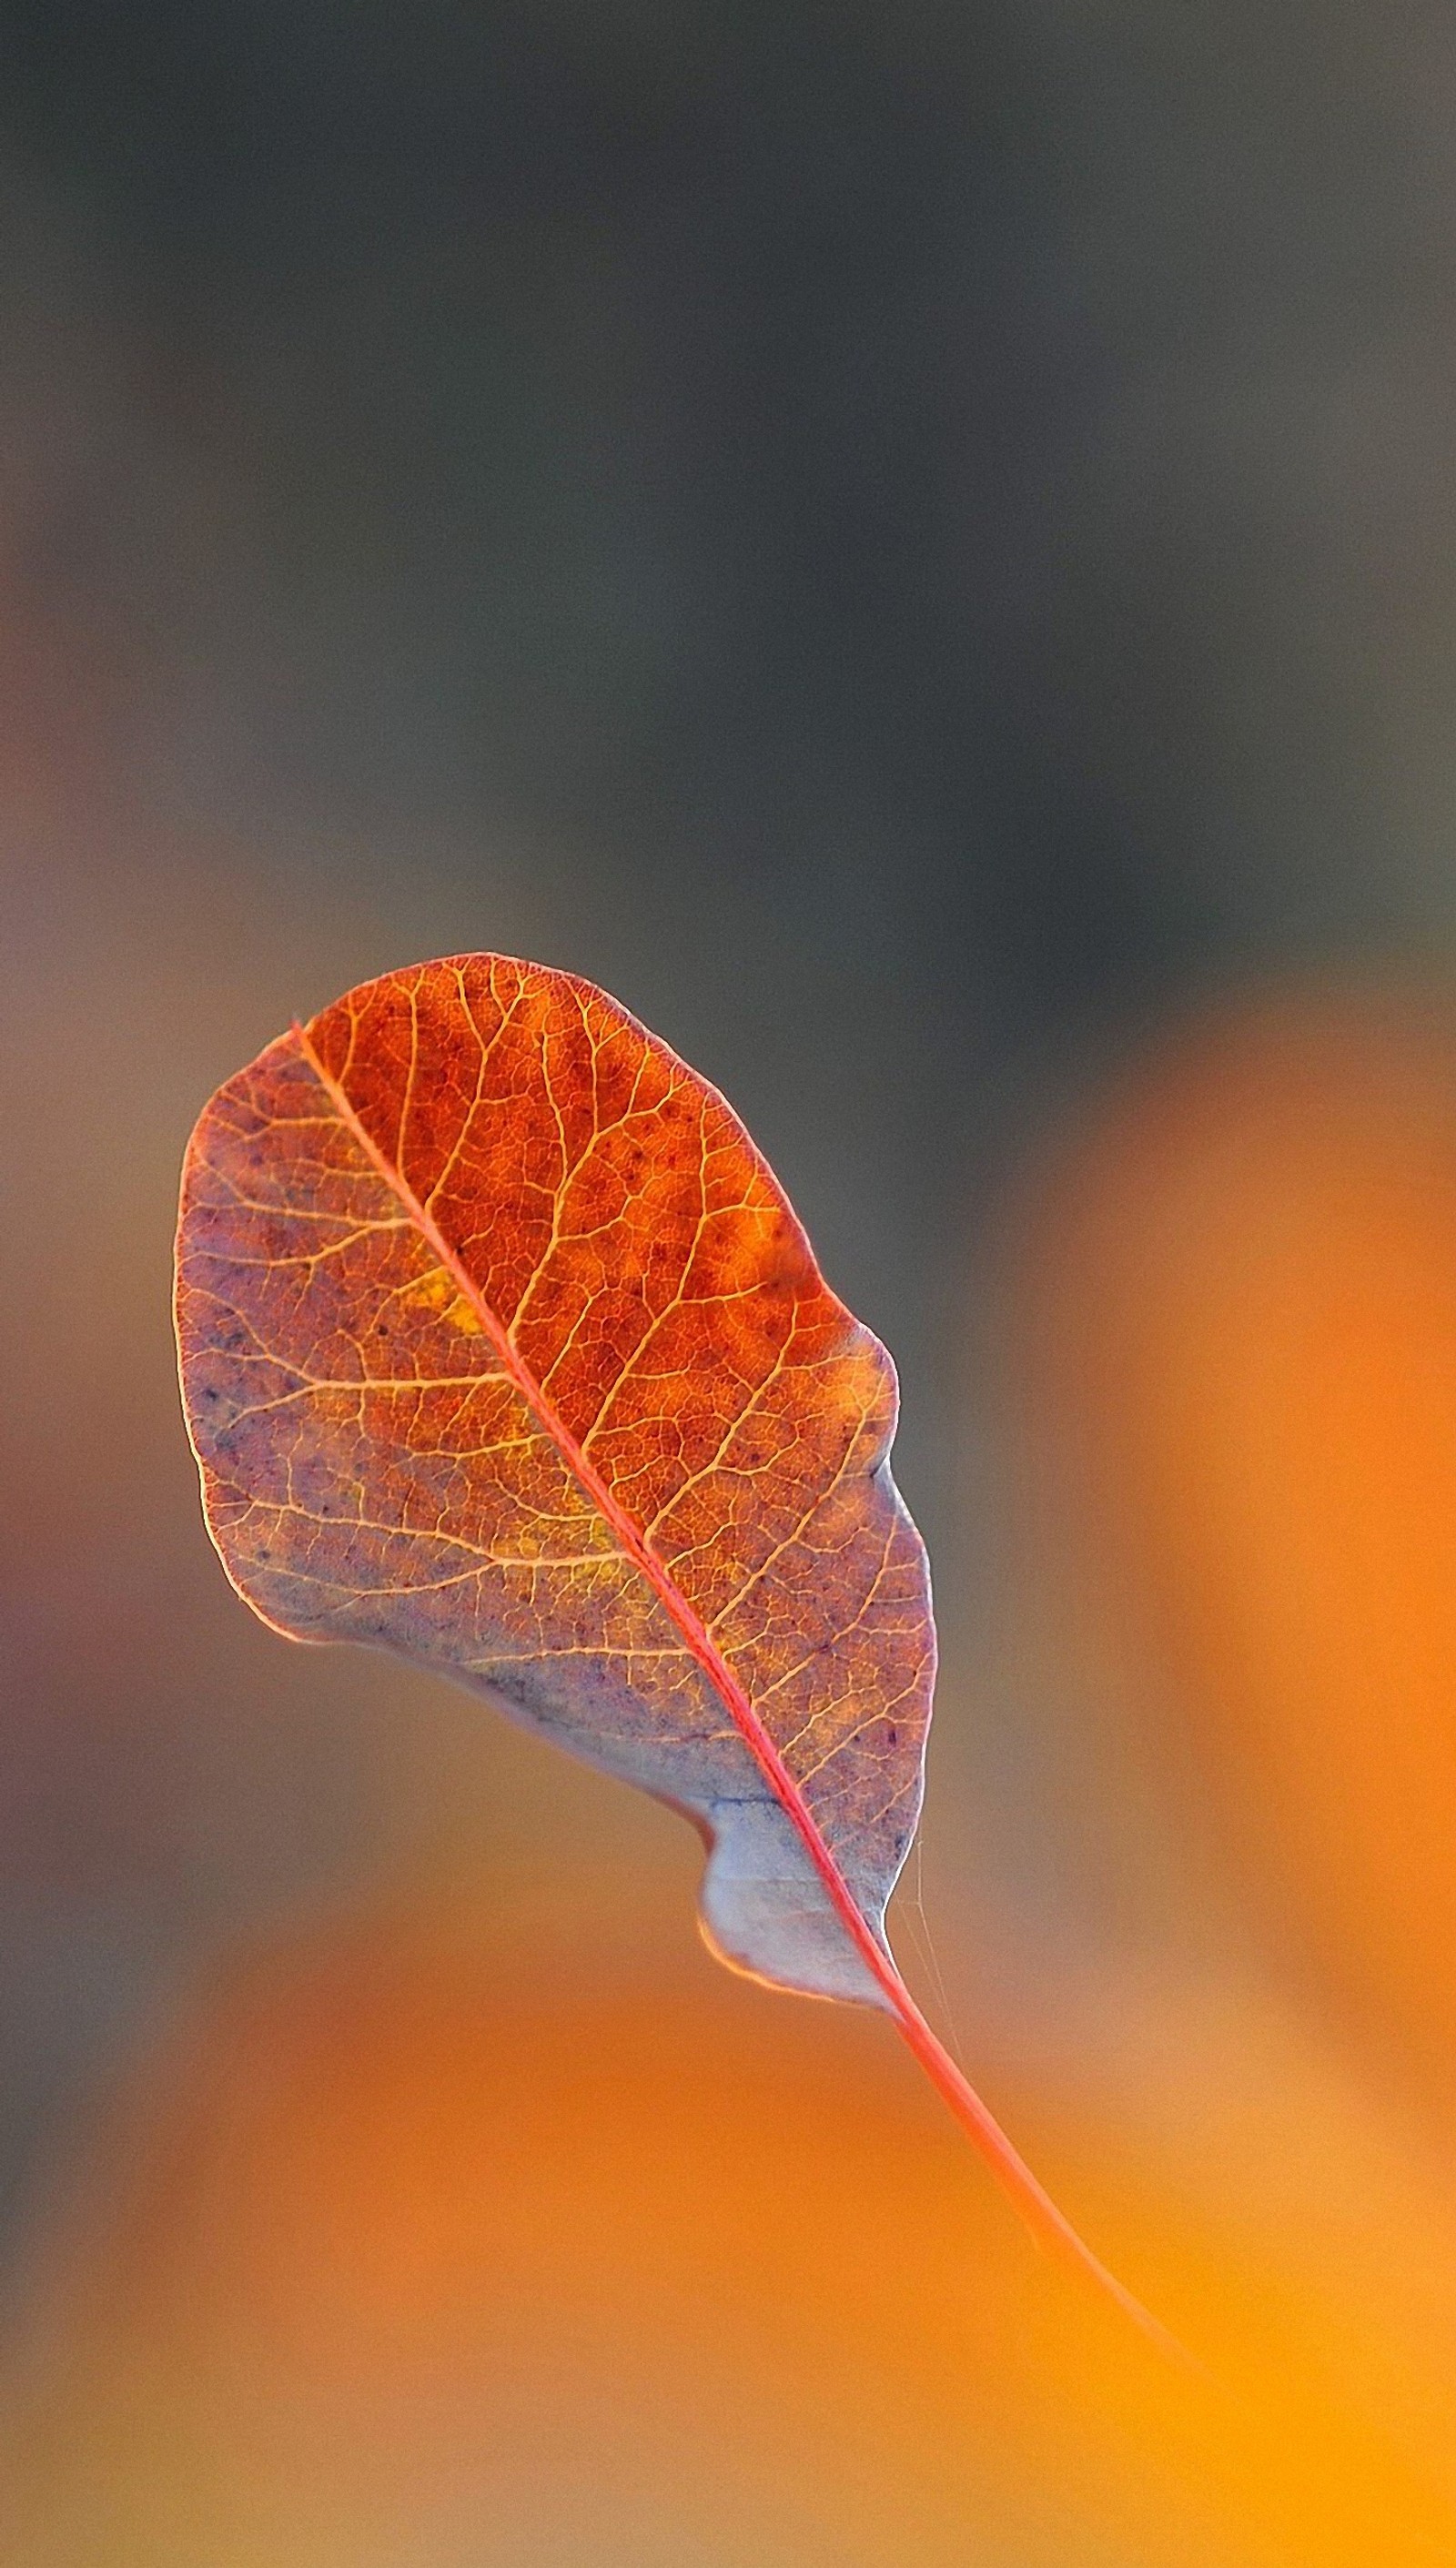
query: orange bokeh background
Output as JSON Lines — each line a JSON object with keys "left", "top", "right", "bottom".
{"left": 8, "top": 9, "right": 1456, "bottom": 2554}
{"left": 1011, "top": 996, "right": 1456, "bottom": 2096}
{"left": 9, "top": 927, "right": 1456, "bottom": 2559}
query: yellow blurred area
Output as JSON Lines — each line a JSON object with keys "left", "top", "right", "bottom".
{"left": 5, "top": 1874, "right": 1456, "bottom": 2568}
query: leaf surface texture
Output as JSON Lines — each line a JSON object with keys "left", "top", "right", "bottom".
{"left": 176, "top": 956, "right": 935, "bottom": 2004}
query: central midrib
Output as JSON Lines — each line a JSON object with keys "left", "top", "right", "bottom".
{"left": 285, "top": 1016, "right": 1191, "bottom": 2358}
{"left": 290, "top": 1018, "right": 903, "bottom": 2004}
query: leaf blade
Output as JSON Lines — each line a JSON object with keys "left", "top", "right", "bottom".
{"left": 177, "top": 955, "right": 934, "bottom": 2007}
{"left": 175, "top": 952, "right": 1193, "bottom": 2361}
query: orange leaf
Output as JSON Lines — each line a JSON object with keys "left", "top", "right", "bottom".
{"left": 174, "top": 955, "right": 1176, "bottom": 2351}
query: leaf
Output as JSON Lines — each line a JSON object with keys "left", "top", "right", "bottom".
{"left": 174, "top": 954, "right": 1179, "bottom": 2351}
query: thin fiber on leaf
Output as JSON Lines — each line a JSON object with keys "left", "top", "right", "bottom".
{"left": 174, "top": 955, "right": 1184, "bottom": 2357}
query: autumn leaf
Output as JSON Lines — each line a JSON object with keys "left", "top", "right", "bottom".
{"left": 174, "top": 955, "right": 1176, "bottom": 2350}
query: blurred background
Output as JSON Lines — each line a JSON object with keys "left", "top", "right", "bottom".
{"left": 4, "top": 2, "right": 1456, "bottom": 2558}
